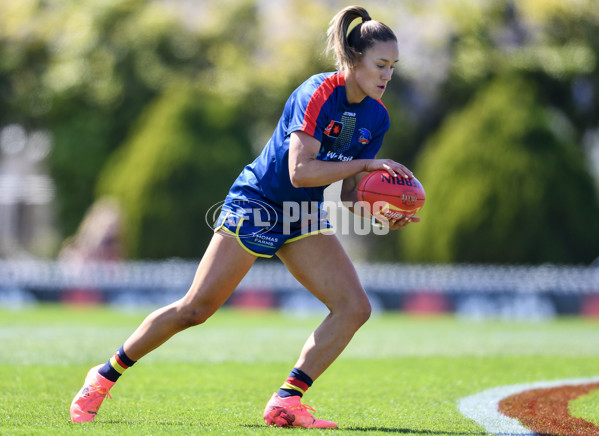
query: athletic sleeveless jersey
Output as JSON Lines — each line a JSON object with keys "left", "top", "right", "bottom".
{"left": 226, "top": 71, "right": 390, "bottom": 207}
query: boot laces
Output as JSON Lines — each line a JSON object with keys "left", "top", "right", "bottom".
{"left": 289, "top": 403, "right": 315, "bottom": 414}
{"left": 87, "top": 382, "right": 112, "bottom": 400}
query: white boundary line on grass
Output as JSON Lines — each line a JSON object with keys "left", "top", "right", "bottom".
{"left": 458, "top": 376, "right": 599, "bottom": 436}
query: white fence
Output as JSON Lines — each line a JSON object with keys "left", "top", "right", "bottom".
{"left": 0, "top": 259, "right": 597, "bottom": 294}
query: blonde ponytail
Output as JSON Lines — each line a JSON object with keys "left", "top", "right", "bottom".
{"left": 326, "top": 5, "right": 396, "bottom": 71}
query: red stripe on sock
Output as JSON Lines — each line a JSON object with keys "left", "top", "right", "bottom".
{"left": 114, "top": 354, "right": 129, "bottom": 369}
{"left": 286, "top": 377, "right": 309, "bottom": 392}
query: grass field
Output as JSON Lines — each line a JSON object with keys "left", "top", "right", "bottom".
{"left": 2, "top": 304, "right": 599, "bottom": 435}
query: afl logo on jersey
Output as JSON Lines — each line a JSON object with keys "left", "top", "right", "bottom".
{"left": 358, "top": 128, "right": 371, "bottom": 145}
{"left": 324, "top": 120, "right": 344, "bottom": 138}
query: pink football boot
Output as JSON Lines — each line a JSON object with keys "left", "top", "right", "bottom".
{"left": 264, "top": 393, "right": 338, "bottom": 429}
{"left": 70, "top": 365, "right": 115, "bottom": 422}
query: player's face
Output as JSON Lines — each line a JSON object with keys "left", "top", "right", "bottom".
{"left": 347, "top": 40, "right": 399, "bottom": 104}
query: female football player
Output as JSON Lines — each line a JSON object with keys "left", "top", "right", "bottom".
{"left": 70, "top": 5, "right": 417, "bottom": 428}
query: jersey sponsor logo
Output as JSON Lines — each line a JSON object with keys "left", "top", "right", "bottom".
{"left": 324, "top": 120, "right": 344, "bottom": 138}
{"left": 325, "top": 150, "right": 354, "bottom": 162}
{"left": 358, "top": 128, "right": 372, "bottom": 145}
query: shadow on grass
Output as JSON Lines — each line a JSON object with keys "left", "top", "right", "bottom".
{"left": 241, "top": 425, "right": 486, "bottom": 434}
{"left": 342, "top": 428, "right": 487, "bottom": 434}
{"left": 95, "top": 420, "right": 193, "bottom": 426}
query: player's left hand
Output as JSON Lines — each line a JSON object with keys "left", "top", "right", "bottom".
{"left": 374, "top": 214, "right": 421, "bottom": 230}
{"left": 390, "top": 215, "right": 420, "bottom": 230}
{"left": 389, "top": 216, "right": 420, "bottom": 230}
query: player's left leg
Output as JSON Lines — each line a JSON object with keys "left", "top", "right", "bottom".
{"left": 264, "top": 233, "right": 371, "bottom": 428}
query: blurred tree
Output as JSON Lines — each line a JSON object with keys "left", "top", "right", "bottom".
{"left": 387, "top": 0, "right": 599, "bottom": 148}
{"left": 379, "top": 0, "right": 599, "bottom": 263}
{"left": 402, "top": 76, "right": 599, "bottom": 264}
{"left": 97, "top": 83, "right": 252, "bottom": 258}
{"left": 3, "top": 0, "right": 599, "bottom": 262}
{"left": 0, "top": 0, "right": 204, "bottom": 236}
{"left": 445, "top": 0, "right": 599, "bottom": 141}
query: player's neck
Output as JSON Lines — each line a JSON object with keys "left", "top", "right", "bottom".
{"left": 343, "top": 70, "right": 367, "bottom": 105}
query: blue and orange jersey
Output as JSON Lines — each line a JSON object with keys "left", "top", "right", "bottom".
{"left": 226, "top": 71, "right": 390, "bottom": 207}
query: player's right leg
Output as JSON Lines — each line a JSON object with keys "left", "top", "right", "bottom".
{"left": 70, "top": 231, "right": 257, "bottom": 422}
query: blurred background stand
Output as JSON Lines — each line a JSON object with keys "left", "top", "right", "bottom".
{"left": 0, "top": 125, "right": 55, "bottom": 260}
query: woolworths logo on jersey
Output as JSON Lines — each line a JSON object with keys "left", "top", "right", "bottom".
{"left": 205, "top": 200, "right": 392, "bottom": 237}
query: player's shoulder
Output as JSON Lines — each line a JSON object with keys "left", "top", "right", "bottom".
{"left": 294, "top": 72, "right": 344, "bottom": 98}
{"left": 301, "top": 71, "right": 342, "bottom": 87}
{"left": 366, "top": 96, "right": 389, "bottom": 113}
{"left": 364, "top": 97, "right": 391, "bottom": 124}
{"left": 358, "top": 97, "right": 390, "bottom": 132}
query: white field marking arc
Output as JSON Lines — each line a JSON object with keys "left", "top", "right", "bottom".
{"left": 458, "top": 376, "right": 599, "bottom": 436}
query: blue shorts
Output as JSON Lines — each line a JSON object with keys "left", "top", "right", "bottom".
{"left": 213, "top": 197, "right": 334, "bottom": 258}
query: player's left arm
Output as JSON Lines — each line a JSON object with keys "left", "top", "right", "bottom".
{"left": 340, "top": 171, "right": 368, "bottom": 207}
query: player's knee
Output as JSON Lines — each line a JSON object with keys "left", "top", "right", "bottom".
{"left": 339, "top": 296, "right": 371, "bottom": 327}
{"left": 182, "top": 310, "right": 210, "bottom": 327}
{"left": 176, "top": 304, "right": 215, "bottom": 328}
{"left": 354, "top": 301, "right": 372, "bottom": 326}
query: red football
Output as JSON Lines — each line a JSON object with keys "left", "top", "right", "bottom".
{"left": 357, "top": 170, "right": 425, "bottom": 220}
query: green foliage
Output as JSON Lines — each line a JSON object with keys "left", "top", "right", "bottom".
{"left": 97, "top": 83, "right": 252, "bottom": 259}
{"left": 2, "top": 0, "right": 599, "bottom": 262}
{"left": 403, "top": 76, "right": 599, "bottom": 264}
{"left": 0, "top": 0, "right": 204, "bottom": 236}
{"left": 48, "top": 108, "right": 113, "bottom": 233}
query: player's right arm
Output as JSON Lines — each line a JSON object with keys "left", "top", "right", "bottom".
{"left": 288, "top": 131, "right": 412, "bottom": 188}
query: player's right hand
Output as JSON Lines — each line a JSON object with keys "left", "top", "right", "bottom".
{"left": 364, "top": 159, "right": 414, "bottom": 179}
